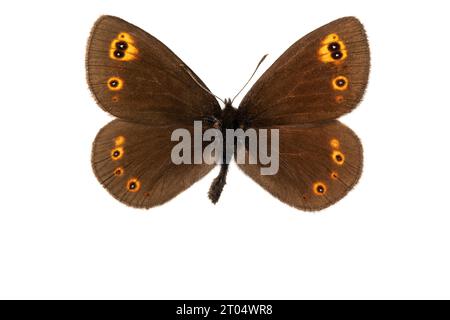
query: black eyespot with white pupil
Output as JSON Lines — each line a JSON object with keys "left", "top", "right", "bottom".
{"left": 113, "top": 150, "right": 120, "bottom": 157}
{"left": 109, "top": 79, "right": 119, "bottom": 87}
{"left": 115, "top": 41, "right": 128, "bottom": 50}
{"left": 129, "top": 182, "right": 136, "bottom": 190}
{"left": 331, "top": 51, "right": 343, "bottom": 60}
{"left": 336, "top": 79, "right": 346, "bottom": 87}
{"left": 328, "top": 42, "right": 340, "bottom": 52}
{"left": 335, "top": 154, "right": 343, "bottom": 162}
{"left": 316, "top": 185, "right": 325, "bottom": 193}
{"left": 114, "top": 50, "right": 124, "bottom": 58}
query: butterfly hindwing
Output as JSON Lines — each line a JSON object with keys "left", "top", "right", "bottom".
{"left": 238, "top": 17, "right": 370, "bottom": 127}
{"left": 92, "top": 119, "right": 215, "bottom": 208}
{"left": 236, "top": 121, "right": 363, "bottom": 211}
{"left": 86, "top": 15, "right": 221, "bottom": 126}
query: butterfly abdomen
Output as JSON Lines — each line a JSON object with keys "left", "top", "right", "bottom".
{"left": 208, "top": 164, "right": 229, "bottom": 204}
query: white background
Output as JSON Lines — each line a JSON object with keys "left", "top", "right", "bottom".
{"left": 1, "top": 0, "right": 449, "bottom": 299}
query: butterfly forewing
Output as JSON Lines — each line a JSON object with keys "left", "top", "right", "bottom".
{"left": 86, "top": 15, "right": 221, "bottom": 126}
{"left": 238, "top": 17, "right": 370, "bottom": 127}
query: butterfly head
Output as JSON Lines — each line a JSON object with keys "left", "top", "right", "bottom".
{"left": 224, "top": 98, "right": 233, "bottom": 107}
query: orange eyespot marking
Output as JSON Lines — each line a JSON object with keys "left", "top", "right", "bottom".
{"left": 331, "top": 172, "right": 339, "bottom": 180}
{"left": 112, "top": 96, "right": 119, "bottom": 103}
{"left": 109, "top": 32, "right": 138, "bottom": 61}
{"left": 313, "top": 182, "right": 327, "bottom": 196}
{"left": 118, "top": 32, "right": 134, "bottom": 43}
{"left": 115, "top": 136, "right": 125, "bottom": 146}
{"left": 111, "top": 147, "right": 124, "bottom": 160}
{"left": 322, "top": 33, "right": 339, "bottom": 44}
{"left": 127, "top": 178, "right": 141, "bottom": 192}
{"left": 332, "top": 150, "right": 345, "bottom": 165}
{"left": 335, "top": 95, "right": 344, "bottom": 104}
{"left": 107, "top": 77, "right": 123, "bottom": 91}
{"left": 330, "top": 139, "right": 340, "bottom": 149}
{"left": 318, "top": 33, "right": 347, "bottom": 64}
{"left": 114, "top": 167, "right": 124, "bottom": 176}
{"left": 332, "top": 76, "right": 349, "bottom": 91}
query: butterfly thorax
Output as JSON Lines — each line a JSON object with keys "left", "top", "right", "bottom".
{"left": 221, "top": 98, "right": 238, "bottom": 131}
{"left": 220, "top": 99, "right": 239, "bottom": 165}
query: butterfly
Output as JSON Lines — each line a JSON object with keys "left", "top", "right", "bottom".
{"left": 87, "top": 15, "right": 370, "bottom": 211}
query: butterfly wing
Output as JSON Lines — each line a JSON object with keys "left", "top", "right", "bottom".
{"left": 88, "top": 16, "right": 220, "bottom": 207}
{"left": 92, "top": 119, "right": 215, "bottom": 208}
{"left": 236, "top": 121, "right": 362, "bottom": 211}
{"left": 87, "top": 15, "right": 221, "bottom": 126}
{"left": 236, "top": 17, "right": 369, "bottom": 210}
{"left": 238, "top": 17, "right": 370, "bottom": 127}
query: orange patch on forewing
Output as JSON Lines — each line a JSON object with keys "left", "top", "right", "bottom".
{"left": 109, "top": 32, "right": 138, "bottom": 61}
{"left": 118, "top": 32, "right": 134, "bottom": 43}
{"left": 332, "top": 150, "right": 345, "bottom": 165}
{"left": 127, "top": 178, "right": 141, "bottom": 192}
{"left": 330, "top": 139, "right": 340, "bottom": 149}
{"left": 111, "top": 147, "right": 124, "bottom": 160}
{"left": 107, "top": 77, "right": 124, "bottom": 91}
{"left": 332, "top": 76, "right": 349, "bottom": 91}
{"left": 313, "top": 182, "right": 327, "bottom": 196}
{"left": 318, "top": 33, "right": 348, "bottom": 64}
{"left": 115, "top": 136, "right": 125, "bottom": 146}
{"left": 321, "top": 33, "right": 339, "bottom": 45}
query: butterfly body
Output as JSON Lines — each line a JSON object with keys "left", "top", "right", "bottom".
{"left": 205, "top": 100, "right": 238, "bottom": 203}
{"left": 209, "top": 99, "right": 237, "bottom": 131}
{"left": 87, "top": 16, "right": 369, "bottom": 211}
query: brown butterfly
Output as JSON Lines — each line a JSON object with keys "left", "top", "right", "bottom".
{"left": 87, "top": 15, "right": 370, "bottom": 211}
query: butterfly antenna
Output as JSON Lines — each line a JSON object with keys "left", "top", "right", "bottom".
{"left": 231, "top": 54, "right": 268, "bottom": 104}
{"left": 182, "top": 64, "right": 226, "bottom": 105}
